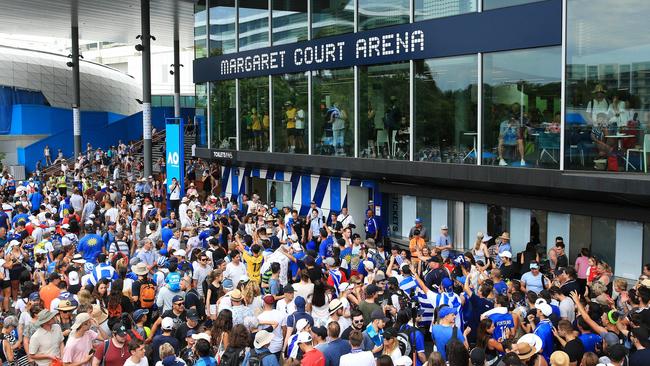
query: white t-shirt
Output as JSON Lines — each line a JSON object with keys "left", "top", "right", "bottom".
{"left": 124, "top": 357, "right": 149, "bottom": 366}
{"left": 104, "top": 207, "right": 118, "bottom": 223}
{"left": 340, "top": 351, "right": 375, "bottom": 366}
{"left": 295, "top": 109, "right": 305, "bottom": 129}
{"left": 257, "top": 309, "right": 285, "bottom": 353}
{"left": 224, "top": 262, "right": 247, "bottom": 287}
{"left": 192, "top": 262, "right": 213, "bottom": 295}
{"left": 261, "top": 249, "right": 290, "bottom": 286}
{"left": 292, "top": 282, "right": 314, "bottom": 303}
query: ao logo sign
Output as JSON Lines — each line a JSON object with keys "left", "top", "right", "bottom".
{"left": 167, "top": 151, "right": 180, "bottom": 166}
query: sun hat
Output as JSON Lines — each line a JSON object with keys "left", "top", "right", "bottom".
{"left": 91, "top": 304, "right": 108, "bottom": 325}
{"left": 57, "top": 299, "right": 78, "bottom": 312}
{"left": 36, "top": 310, "right": 57, "bottom": 327}
{"left": 72, "top": 253, "right": 85, "bottom": 264}
{"left": 132, "top": 262, "right": 149, "bottom": 276}
{"left": 550, "top": 351, "right": 570, "bottom": 366}
{"left": 328, "top": 299, "right": 343, "bottom": 314}
{"left": 500, "top": 232, "right": 510, "bottom": 240}
{"left": 254, "top": 329, "right": 274, "bottom": 349}
{"left": 338, "top": 282, "right": 354, "bottom": 292}
{"left": 191, "top": 332, "right": 211, "bottom": 342}
{"left": 230, "top": 289, "right": 243, "bottom": 302}
{"left": 518, "top": 333, "right": 543, "bottom": 354}
{"left": 71, "top": 313, "right": 91, "bottom": 330}
{"left": 516, "top": 342, "right": 537, "bottom": 360}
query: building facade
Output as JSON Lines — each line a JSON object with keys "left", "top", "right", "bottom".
{"left": 192, "top": 0, "right": 650, "bottom": 280}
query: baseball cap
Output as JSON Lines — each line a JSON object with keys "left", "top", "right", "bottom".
{"left": 602, "top": 332, "right": 621, "bottom": 347}
{"left": 338, "top": 282, "right": 354, "bottom": 292}
{"left": 324, "top": 257, "right": 335, "bottom": 266}
{"left": 395, "top": 356, "right": 413, "bottom": 366}
{"left": 186, "top": 309, "right": 199, "bottom": 321}
{"left": 428, "top": 256, "right": 442, "bottom": 263}
{"left": 296, "top": 331, "right": 312, "bottom": 344}
{"left": 470, "top": 347, "right": 486, "bottom": 366}
{"left": 499, "top": 251, "right": 512, "bottom": 259}
{"left": 28, "top": 292, "right": 39, "bottom": 302}
{"left": 172, "top": 295, "right": 184, "bottom": 303}
{"left": 112, "top": 322, "right": 128, "bottom": 336}
{"left": 535, "top": 302, "right": 553, "bottom": 317}
{"left": 415, "top": 218, "right": 422, "bottom": 223}
{"left": 374, "top": 271, "right": 386, "bottom": 282}
{"left": 68, "top": 271, "right": 80, "bottom": 286}
{"left": 133, "top": 309, "right": 149, "bottom": 322}
{"left": 438, "top": 306, "right": 457, "bottom": 319}
{"left": 161, "top": 317, "right": 174, "bottom": 330}
{"left": 283, "top": 284, "right": 295, "bottom": 293}
{"left": 295, "top": 318, "right": 310, "bottom": 332}
{"left": 263, "top": 295, "right": 275, "bottom": 305}
{"left": 370, "top": 309, "right": 389, "bottom": 322}
{"left": 362, "top": 260, "right": 374, "bottom": 271}
{"left": 441, "top": 277, "right": 454, "bottom": 292}
{"left": 191, "top": 332, "right": 211, "bottom": 342}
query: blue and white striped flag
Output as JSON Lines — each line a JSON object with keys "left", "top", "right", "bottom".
{"left": 286, "top": 333, "right": 299, "bottom": 359}
{"left": 399, "top": 275, "right": 417, "bottom": 294}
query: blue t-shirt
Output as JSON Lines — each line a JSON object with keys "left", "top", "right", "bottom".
{"left": 12, "top": 213, "right": 29, "bottom": 227}
{"left": 318, "top": 236, "right": 334, "bottom": 259}
{"left": 534, "top": 319, "right": 554, "bottom": 362}
{"left": 0, "top": 211, "right": 8, "bottom": 230}
{"left": 431, "top": 324, "right": 465, "bottom": 361}
{"left": 29, "top": 192, "right": 43, "bottom": 213}
{"left": 161, "top": 227, "right": 174, "bottom": 245}
{"left": 77, "top": 233, "right": 104, "bottom": 263}
{"left": 269, "top": 278, "right": 280, "bottom": 296}
{"left": 578, "top": 332, "right": 602, "bottom": 353}
{"left": 521, "top": 271, "right": 547, "bottom": 294}
{"left": 488, "top": 311, "right": 514, "bottom": 342}
{"left": 322, "top": 338, "right": 351, "bottom": 366}
{"left": 289, "top": 251, "right": 305, "bottom": 280}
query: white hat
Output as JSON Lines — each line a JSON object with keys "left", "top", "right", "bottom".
{"left": 254, "top": 329, "right": 274, "bottom": 349}
{"left": 7, "top": 240, "right": 20, "bottom": 249}
{"left": 482, "top": 235, "right": 492, "bottom": 242}
{"left": 440, "top": 225, "right": 448, "bottom": 230}
{"left": 535, "top": 302, "right": 553, "bottom": 317}
{"left": 61, "top": 224, "right": 70, "bottom": 230}
{"left": 84, "top": 220, "right": 93, "bottom": 226}
{"left": 161, "top": 317, "right": 174, "bottom": 330}
{"left": 292, "top": 242, "right": 302, "bottom": 251}
{"left": 68, "top": 271, "right": 80, "bottom": 286}
{"left": 295, "top": 318, "right": 309, "bottom": 332}
{"left": 181, "top": 197, "right": 189, "bottom": 203}
{"left": 518, "top": 333, "right": 543, "bottom": 354}
{"left": 191, "top": 332, "right": 211, "bottom": 342}
{"left": 499, "top": 251, "right": 512, "bottom": 259}
{"left": 362, "top": 260, "right": 374, "bottom": 270}
{"left": 296, "top": 331, "right": 312, "bottom": 344}
{"left": 175, "top": 249, "right": 186, "bottom": 257}
{"left": 328, "top": 299, "right": 343, "bottom": 314}
{"left": 324, "top": 257, "right": 335, "bottom": 266}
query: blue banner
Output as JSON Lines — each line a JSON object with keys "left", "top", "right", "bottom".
{"left": 194, "top": 0, "right": 561, "bottom": 82}
{"left": 166, "top": 119, "right": 184, "bottom": 195}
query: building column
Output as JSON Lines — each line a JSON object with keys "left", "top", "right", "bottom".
{"left": 71, "top": 20, "right": 81, "bottom": 157}
{"left": 173, "top": 26, "right": 181, "bottom": 118}
{"left": 141, "top": 0, "right": 153, "bottom": 177}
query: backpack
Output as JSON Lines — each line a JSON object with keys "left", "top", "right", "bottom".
{"left": 139, "top": 282, "right": 156, "bottom": 308}
{"left": 247, "top": 348, "right": 272, "bottom": 366}
{"left": 219, "top": 347, "right": 245, "bottom": 366}
{"left": 396, "top": 330, "right": 413, "bottom": 359}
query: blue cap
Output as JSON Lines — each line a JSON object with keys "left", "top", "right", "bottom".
{"left": 294, "top": 296, "right": 306, "bottom": 309}
{"left": 441, "top": 277, "right": 454, "bottom": 291}
{"left": 272, "top": 207, "right": 279, "bottom": 215}
{"left": 222, "top": 278, "right": 234, "bottom": 290}
{"left": 133, "top": 309, "right": 149, "bottom": 322}
{"left": 186, "top": 329, "right": 197, "bottom": 338}
{"left": 438, "top": 306, "right": 457, "bottom": 319}
{"left": 172, "top": 294, "right": 184, "bottom": 303}
{"left": 415, "top": 218, "right": 422, "bottom": 223}
{"left": 28, "top": 292, "right": 39, "bottom": 302}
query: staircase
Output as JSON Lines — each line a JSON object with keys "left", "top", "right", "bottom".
{"left": 41, "top": 127, "right": 196, "bottom": 179}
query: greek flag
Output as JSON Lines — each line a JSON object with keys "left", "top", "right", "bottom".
{"left": 399, "top": 276, "right": 417, "bottom": 295}
{"left": 286, "top": 333, "right": 299, "bottom": 359}
{"left": 329, "top": 269, "right": 342, "bottom": 297}
{"left": 92, "top": 263, "right": 118, "bottom": 283}
{"left": 414, "top": 282, "right": 466, "bottom": 331}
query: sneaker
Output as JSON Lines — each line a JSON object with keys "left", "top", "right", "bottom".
{"left": 520, "top": 159, "right": 526, "bottom": 166}
{"left": 499, "top": 158, "right": 508, "bottom": 166}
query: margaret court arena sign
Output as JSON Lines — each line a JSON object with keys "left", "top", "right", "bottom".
{"left": 193, "top": 0, "right": 561, "bottom": 83}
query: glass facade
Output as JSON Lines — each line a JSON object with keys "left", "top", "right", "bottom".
{"left": 415, "top": 55, "right": 478, "bottom": 163}
{"left": 239, "top": 76, "right": 269, "bottom": 151}
{"left": 358, "top": 0, "right": 409, "bottom": 31}
{"left": 273, "top": 72, "right": 309, "bottom": 153}
{"left": 210, "top": 80, "right": 237, "bottom": 149}
{"left": 312, "top": 68, "right": 355, "bottom": 156}
{"left": 566, "top": 0, "right": 650, "bottom": 174}
{"left": 359, "top": 62, "right": 410, "bottom": 160}
{"left": 195, "top": 83, "right": 208, "bottom": 148}
{"left": 238, "top": 0, "right": 269, "bottom": 52}
{"left": 483, "top": 0, "right": 544, "bottom": 10}
{"left": 194, "top": 0, "right": 208, "bottom": 59}
{"left": 271, "top": 0, "right": 308, "bottom": 46}
{"left": 209, "top": 0, "right": 237, "bottom": 56}
{"left": 415, "top": 0, "right": 476, "bottom": 21}
{"left": 311, "top": 0, "right": 354, "bottom": 39}
{"left": 482, "top": 47, "right": 562, "bottom": 168}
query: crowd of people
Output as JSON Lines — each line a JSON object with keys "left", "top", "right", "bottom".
{"left": 0, "top": 146, "right": 648, "bottom": 366}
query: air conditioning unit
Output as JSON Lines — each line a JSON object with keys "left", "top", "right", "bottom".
{"left": 9, "top": 165, "right": 26, "bottom": 180}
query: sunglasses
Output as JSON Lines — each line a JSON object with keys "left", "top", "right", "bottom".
{"left": 353, "top": 319, "right": 364, "bottom": 323}
{"left": 174, "top": 302, "right": 185, "bottom": 306}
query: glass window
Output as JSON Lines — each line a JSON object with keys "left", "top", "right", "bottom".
{"left": 483, "top": 0, "right": 543, "bottom": 10}
{"left": 415, "top": 55, "right": 478, "bottom": 164}
{"left": 566, "top": 0, "right": 650, "bottom": 173}
{"left": 530, "top": 209, "right": 547, "bottom": 248}
{"left": 487, "top": 204, "right": 509, "bottom": 239}
{"left": 272, "top": 0, "right": 307, "bottom": 46}
{"left": 312, "top": 67, "right": 355, "bottom": 156}
{"left": 311, "top": 0, "right": 354, "bottom": 39}
{"left": 195, "top": 83, "right": 208, "bottom": 148}
{"left": 194, "top": 0, "right": 208, "bottom": 59}
{"left": 482, "top": 47, "right": 562, "bottom": 168}
{"left": 388, "top": 194, "right": 403, "bottom": 238}
{"left": 273, "top": 72, "right": 309, "bottom": 153}
{"left": 239, "top": 76, "right": 270, "bottom": 151}
{"left": 569, "top": 214, "right": 591, "bottom": 261}
{"left": 209, "top": 0, "right": 237, "bottom": 56}
{"left": 239, "top": 0, "right": 269, "bottom": 52}
{"left": 268, "top": 180, "right": 292, "bottom": 208}
{"left": 591, "top": 217, "right": 616, "bottom": 272}
{"left": 415, "top": 0, "right": 476, "bottom": 21}
{"left": 358, "top": 0, "right": 409, "bottom": 31}
{"left": 359, "top": 62, "right": 410, "bottom": 160}
{"left": 210, "top": 80, "right": 237, "bottom": 149}
{"left": 644, "top": 223, "right": 650, "bottom": 271}
{"left": 416, "top": 197, "right": 432, "bottom": 241}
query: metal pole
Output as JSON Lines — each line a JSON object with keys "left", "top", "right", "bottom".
{"left": 72, "top": 25, "right": 81, "bottom": 158}
{"left": 173, "top": 28, "right": 181, "bottom": 118}
{"left": 141, "top": 0, "right": 152, "bottom": 177}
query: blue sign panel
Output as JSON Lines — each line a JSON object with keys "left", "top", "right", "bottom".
{"left": 166, "top": 119, "right": 185, "bottom": 195}
{"left": 194, "top": 0, "right": 561, "bottom": 82}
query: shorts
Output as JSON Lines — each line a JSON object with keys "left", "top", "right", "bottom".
{"left": 1, "top": 280, "right": 11, "bottom": 289}
{"left": 294, "top": 128, "right": 305, "bottom": 136}
{"left": 253, "top": 131, "right": 263, "bottom": 137}
{"left": 287, "top": 128, "right": 296, "bottom": 136}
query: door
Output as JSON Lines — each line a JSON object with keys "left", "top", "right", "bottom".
{"left": 347, "top": 186, "right": 371, "bottom": 237}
